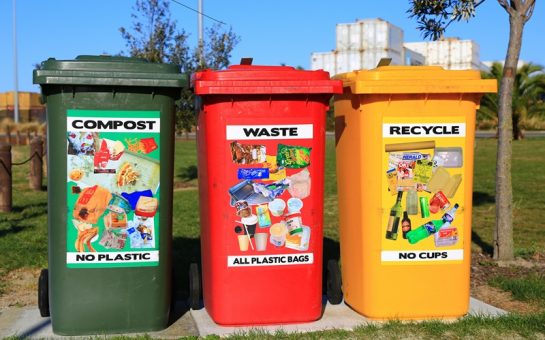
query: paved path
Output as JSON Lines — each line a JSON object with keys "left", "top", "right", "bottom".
{"left": 0, "top": 298, "right": 506, "bottom": 338}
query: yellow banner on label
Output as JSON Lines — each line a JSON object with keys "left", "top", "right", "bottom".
{"left": 381, "top": 116, "right": 466, "bottom": 265}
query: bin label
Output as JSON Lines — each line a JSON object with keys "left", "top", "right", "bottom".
{"left": 381, "top": 250, "right": 463, "bottom": 262}
{"left": 65, "top": 109, "right": 161, "bottom": 268}
{"left": 225, "top": 124, "right": 315, "bottom": 268}
{"left": 383, "top": 123, "right": 466, "bottom": 137}
{"left": 227, "top": 253, "right": 314, "bottom": 267}
{"left": 381, "top": 116, "right": 466, "bottom": 264}
{"left": 226, "top": 124, "right": 313, "bottom": 140}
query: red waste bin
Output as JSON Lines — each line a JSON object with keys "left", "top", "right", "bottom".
{"left": 193, "top": 64, "right": 342, "bottom": 325}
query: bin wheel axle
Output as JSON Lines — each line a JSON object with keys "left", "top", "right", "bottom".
{"left": 38, "top": 268, "right": 50, "bottom": 317}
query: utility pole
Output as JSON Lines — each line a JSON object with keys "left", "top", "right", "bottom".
{"left": 12, "top": 0, "right": 19, "bottom": 123}
{"left": 197, "top": 0, "right": 204, "bottom": 68}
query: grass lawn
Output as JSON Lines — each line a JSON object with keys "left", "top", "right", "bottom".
{"left": 1, "top": 137, "right": 545, "bottom": 338}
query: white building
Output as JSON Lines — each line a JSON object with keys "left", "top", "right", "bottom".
{"left": 404, "top": 38, "right": 484, "bottom": 70}
{"left": 311, "top": 18, "right": 487, "bottom": 75}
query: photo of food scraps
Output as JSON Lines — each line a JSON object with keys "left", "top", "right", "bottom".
{"left": 70, "top": 185, "right": 159, "bottom": 252}
{"left": 67, "top": 134, "right": 160, "bottom": 195}
{"left": 67, "top": 131, "right": 161, "bottom": 254}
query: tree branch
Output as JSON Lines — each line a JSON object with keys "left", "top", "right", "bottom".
{"left": 444, "top": 0, "right": 488, "bottom": 32}
{"left": 522, "top": 0, "right": 536, "bottom": 22}
{"left": 511, "top": 0, "right": 523, "bottom": 10}
{"left": 498, "top": 0, "right": 516, "bottom": 16}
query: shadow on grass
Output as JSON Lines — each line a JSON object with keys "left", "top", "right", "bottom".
{"left": 473, "top": 191, "right": 496, "bottom": 206}
{"left": 0, "top": 202, "right": 48, "bottom": 238}
{"left": 472, "top": 231, "right": 494, "bottom": 256}
{"left": 8, "top": 202, "right": 47, "bottom": 214}
{"left": 0, "top": 224, "right": 25, "bottom": 238}
{"left": 177, "top": 165, "right": 198, "bottom": 182}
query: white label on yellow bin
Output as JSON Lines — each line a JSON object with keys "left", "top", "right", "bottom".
{"left": 226, "top": 124, "right": 313, "bottom": 140}
{"left": 383, "top": 123, "right": 466, "bottom": 138}
{"left": 381, "top": 116, "right": 466, "bottom": 265}
{"left": 381, "top": 250, "right": 464, "bottom": 262}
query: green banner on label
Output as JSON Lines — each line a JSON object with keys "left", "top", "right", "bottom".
{"left": 66, "top": 110, "right": 161, "bottom": 268}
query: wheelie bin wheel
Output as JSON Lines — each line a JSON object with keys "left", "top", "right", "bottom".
{"left": 326, "top": 259, "right": 343, "bottom": 305}
{"left": 189, "top": 263, "right": 201, "bottom": 310}
{"left": 38, "top": 268, "right": 50, "bottom": 317}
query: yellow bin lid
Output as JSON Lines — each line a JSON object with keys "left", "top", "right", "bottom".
{"left": 334, "top": 66, "right": 497, "bottom": 94}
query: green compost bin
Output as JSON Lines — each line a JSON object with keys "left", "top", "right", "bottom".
{"left": 33, "top": 55, "right": 187, "bottom": 335}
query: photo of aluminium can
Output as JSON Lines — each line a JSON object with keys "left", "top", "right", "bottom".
{"left": 420, "top": 196, "right": 430, "bottom": 218}
{"left": 429, "top": 190, "right": 450, "bottom": 214}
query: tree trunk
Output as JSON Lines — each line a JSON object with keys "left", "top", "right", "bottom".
{"left": 512, "top": 113, "right": 524, "bottom": 140}
{"left": 494, "top": 12, "right": 525, "bottom": 261}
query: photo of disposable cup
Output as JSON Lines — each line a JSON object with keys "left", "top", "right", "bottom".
{"left": 269, "top": 222, "right": 288, "bottom": 247}
{"left": 268, "top": 198, "right": 286, "bottom": 217}
{"left": 241, "top": 214, "right": 258, "bottom": 237}
{"left": 287, "top": 197, "right": 303, "bottom": 213}
{"left": 237, "top": 234, "right": 249, "bottom": 251}
{"left": 254, "top": 233, "right": 268, "bottom": 251}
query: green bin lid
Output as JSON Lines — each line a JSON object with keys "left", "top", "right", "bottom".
{"left": 33, "top": 55, "right": 188, "bottom": 88}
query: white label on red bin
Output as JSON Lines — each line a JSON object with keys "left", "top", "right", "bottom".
{"left": 227, "top": 253, "right": 314, "bottom": 267}
{"left": 382, "top": 123, "right": 466, "bottom": 138}
{"left": 226, "top": 124, "right": 313, "bottom": 140}
{"left": 381, "top": 250, "right": 463, "bottom": 262}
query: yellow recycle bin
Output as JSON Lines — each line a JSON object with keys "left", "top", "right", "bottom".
{"left": 334, "top": 66, "right": 496, "bottom": 319}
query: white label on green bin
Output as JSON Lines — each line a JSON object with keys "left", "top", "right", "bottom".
{"left": 65, "top": 110, "right": 161, "bottom": 268}
{"left": 381, "top": 116, "right": 466, "bottom": 265}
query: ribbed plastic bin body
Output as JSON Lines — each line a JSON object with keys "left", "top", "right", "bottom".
{"left": 194, "top": 65, "right": 342, "bottom": 325}
{"left": 334, "top": 66, "right": 496, "bottom": 319}
{"left": 34, "top": 56, "right": 186, "bottom": 335}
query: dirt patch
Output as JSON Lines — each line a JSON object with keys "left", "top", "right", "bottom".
{"left": 471, "top": 252, "right": 545, "bottom": 313}
{"left": 174, "top": 181, "right": 198, "bottom": 191}
{"left": 0, "top": 268, "right": 40, "bottom": 308}
{"left": 471, "top": 285, "right": 541, "bottom": 314}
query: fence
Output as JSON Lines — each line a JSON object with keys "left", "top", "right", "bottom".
{"left": 0, "top": 137, "right": 45, "bottom": 212}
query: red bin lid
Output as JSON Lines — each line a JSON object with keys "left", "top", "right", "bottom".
{"left": 193, "top": 65, "right": 343, "bottom": 95}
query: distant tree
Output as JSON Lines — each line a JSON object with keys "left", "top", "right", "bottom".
{"left": 408, "top": 0, "right": 537, "bottom": 261}
{"left": 119, "top": 0, "right": 188, "bottom": 64}
{"left": 119, "top": 0, "right": 240, "bottom": 135}
{"left": 479, "top": 62, "right": 545, "bottom": 138}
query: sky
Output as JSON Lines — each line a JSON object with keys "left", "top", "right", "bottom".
{"left": 1, "top": 0, "right": 543, "bottom": 93}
